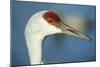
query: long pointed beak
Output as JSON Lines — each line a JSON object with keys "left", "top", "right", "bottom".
{"left": 59, "top": 22, "right": 91, "bottom": 40}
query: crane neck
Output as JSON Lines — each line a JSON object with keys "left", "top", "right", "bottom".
{"left": 25, "top": 34, "right": 45, "bottom": 64}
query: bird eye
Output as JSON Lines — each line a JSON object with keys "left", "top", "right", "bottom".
{"left": 47, "top": 18, "right": 54, "bottom": 23}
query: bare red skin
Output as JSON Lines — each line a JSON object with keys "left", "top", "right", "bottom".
{"left": 43, "top": 11, "right": 61, "bottom": 26}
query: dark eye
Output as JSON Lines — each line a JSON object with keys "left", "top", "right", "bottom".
{"left": 47, "top": 18, "right": 54, "bottom": 23}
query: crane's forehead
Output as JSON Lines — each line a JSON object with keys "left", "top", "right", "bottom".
{"left": 43, "top": 11, "right": 61, "bottom": 23}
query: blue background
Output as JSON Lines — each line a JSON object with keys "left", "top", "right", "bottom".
{"left": 11, "top": 1, "right": 96, "bottom": 65}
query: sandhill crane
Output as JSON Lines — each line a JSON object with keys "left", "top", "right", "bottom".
{"left": 24, "top": 10, "right": 90, "bottom": 65}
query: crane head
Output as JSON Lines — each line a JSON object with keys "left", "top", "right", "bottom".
{"left": 25, "top": 10, "right": 91, "bottom": 40}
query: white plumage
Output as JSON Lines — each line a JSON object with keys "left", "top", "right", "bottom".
{"left": 24, "top": 10, "right": 62, "bottom": 64}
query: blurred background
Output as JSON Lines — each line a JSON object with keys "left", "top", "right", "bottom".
{"left": 11, "top": 1, "right": 96, "bottom": 65}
